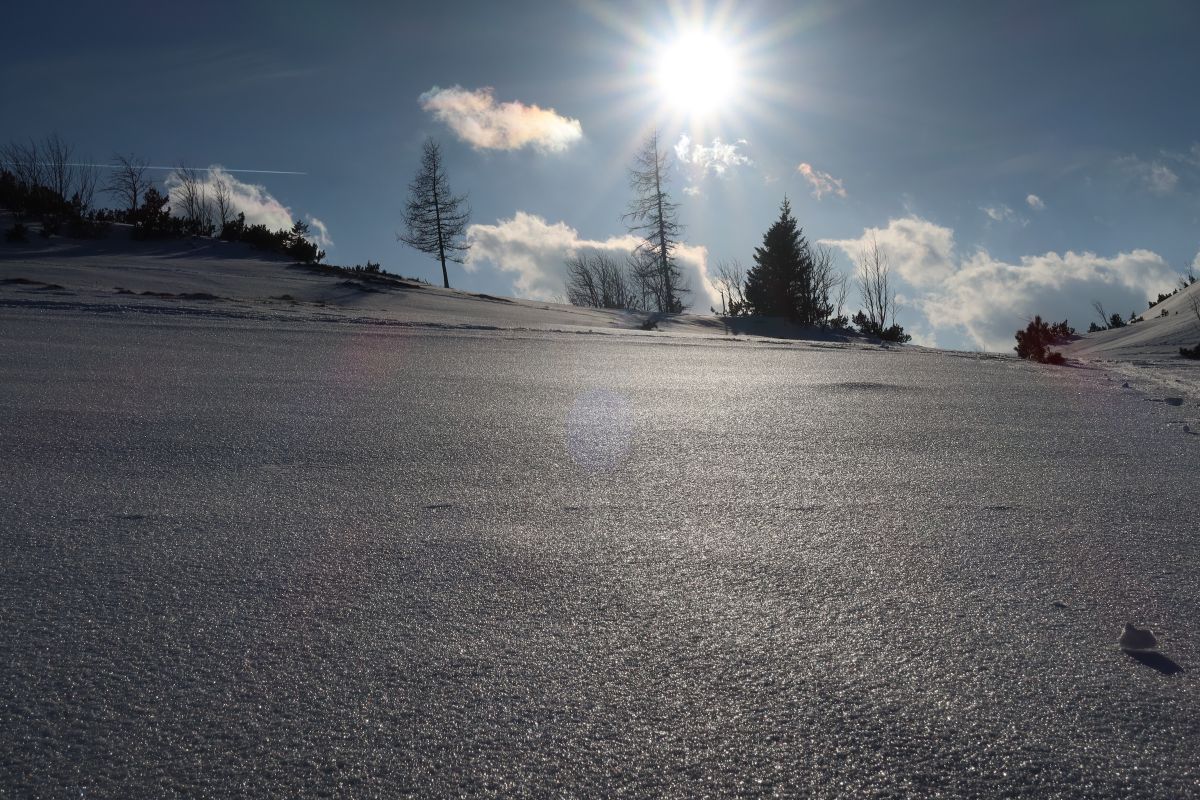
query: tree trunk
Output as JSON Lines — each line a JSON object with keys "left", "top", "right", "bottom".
{"left": 653, "top": 143, "right": 673, "bottom": 312}
{"left": 433, "top": 187, "right": 449, "bottom": 289}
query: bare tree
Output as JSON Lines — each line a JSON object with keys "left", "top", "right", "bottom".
{"left": 212, "top": 174, "right": 233, "bottom": 229}
{"left": 170, "top": 163, "right": 214, "bottom": 234}
{"left": 106, "top": 153, "right": 150, "bottom": 216}
{"left": 830, "top": 268, "right": 849, "bottom": 321}
{"left": 72, "top": 161, "right": 101, "bottom": 214}
{"left": 623, "top": 131, "right": 687, "bottom": 313}
{"left": 564, "top": 252, "right": 642, "bottom": 309}
{"left": 809, "top": 243, "right": 844, "bottom": 324}
{"left": 713, "top": 258, "right": 747, "bottom": 316}
{"left": 1090, "top": 299, "right": 1109, "bottom": 330}
{"left": 855, "top": 233, "right": 897, "bottom": 331}
{"left": 40, "top": 133, "right": 76, "bottom": 202}
{"left": 0, "top": 139, "right": 44, "bottom": 191}
{"left": 1189, "top": 292, "right": 1200, "bottom": 328}
{"left": 398, "top": 138, "right": 469, "bottom": 289}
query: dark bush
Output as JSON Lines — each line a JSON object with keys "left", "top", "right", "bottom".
{"left": 1015, "top": 315, "right": 1071, "bottom": 365}
{"left": 851, "top": 311, "right": 912, "bottom": 343}
{"left": 5, "top": 222, "right": 28, "bottom": 242}
{"left": 1181, "top": 344, "right": 1200, "bottom": 360}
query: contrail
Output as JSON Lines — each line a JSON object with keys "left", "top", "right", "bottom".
{"left": 58, "top": 162, "right": 307, "bottom": 176}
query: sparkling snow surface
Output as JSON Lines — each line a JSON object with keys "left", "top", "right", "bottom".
{"left": 2, "top": 248, "right": 1199, "bottom": 796}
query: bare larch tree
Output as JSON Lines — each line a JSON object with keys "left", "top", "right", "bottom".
{"left": 623, "top": 131, "right": 687, "bottom": 313}
{"left": 398, "top": 138, "right": 469, "bottom": 289}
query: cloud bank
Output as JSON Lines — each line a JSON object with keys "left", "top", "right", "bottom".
{"left": 465, "top": 212, "right": 718, "bottom": 309}
{"left": 797, "top": 163, "right": 847, "bottom": 199}
{"left": 419, "top": 86, "right": 583, "bottom": 152}
{"left": 824, "top": 216, "right": 1175, "bottom": 351}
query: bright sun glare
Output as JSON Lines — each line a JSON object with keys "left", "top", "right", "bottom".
{"left": 656, "top": 31, "right": 738, "bottom": 117}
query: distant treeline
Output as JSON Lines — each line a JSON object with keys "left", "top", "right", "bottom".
{"left": 0, "top": 134, "right": 323, "bottom": 264}
{"left": 556, "top": 133, "right": 911, "bottom": 342}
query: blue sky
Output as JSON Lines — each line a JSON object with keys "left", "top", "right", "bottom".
{"left": 4, "top": 0, "right": 1200, "bottom": 349}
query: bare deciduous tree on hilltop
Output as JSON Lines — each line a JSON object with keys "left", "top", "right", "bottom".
{"left": 714, "top": 259, "right": 748, "bottom": 315}
{"left": 73, "top": 161, "right": 100, "bottom": 214}
{"left": 853, "top": 233, "right": 909, "bottom": 341}
{"left": 623, "top": 131, "right": 687, "bottom": 313}
{"left": 398, "top": 138, "right": 469, "bottom": 289}
{"left": 856, "top": 234, "right": 895, "bottom": 330}
{"left": 171, "top": 163, "right": 215, "bottom": 235}
{"left": 41, "top": 134, "right": 75, "bottom": 204}
{"left": 2, "top": 134, "right": 100, "bottom": 215}
{"left": 213, "top": 175, "right": 233, "bottom": 229}
{"left": 565, "top": 252, "right": 646, "bottom": 310}
{"left": 106, "top": 153, "right": 150, "bottom": 217}
{"left": 0, "top": 139, "right": 44, "bottom": 191}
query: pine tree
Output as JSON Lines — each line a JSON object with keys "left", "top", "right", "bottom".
{"left": 398, "top": 139, "right": 469, "bottom": 289}
{"left": 744, "top": 197, "right": 814, "bottom": 319}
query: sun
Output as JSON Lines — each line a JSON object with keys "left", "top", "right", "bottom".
{"left": 655, "top": 31, "right": 739, "bottom": 118}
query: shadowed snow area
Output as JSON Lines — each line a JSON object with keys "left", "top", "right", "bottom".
{"left": 2, "top": 243, "right": 1198, "bottom": 796}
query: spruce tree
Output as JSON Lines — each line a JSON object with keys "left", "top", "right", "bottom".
{"left": 744, "top": 197, "right": 813, "bottom": 319}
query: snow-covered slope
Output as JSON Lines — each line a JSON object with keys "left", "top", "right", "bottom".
{"left": 0, "top": 226, "right": 863, "bottom": 345}
{"left": 1060, "top": 281, "right": 1200, "bottom": 402}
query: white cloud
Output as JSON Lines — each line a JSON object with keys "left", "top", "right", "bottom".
{"left": 797, "top": 162, "right": 847, "bottom": 199}
{"left": 823, "top": 216, "right": 956, "bottom": 287}
{"left": 980, "top": 204, "right": 1028, "bottom": 227}
{"left": 982, "top": 204, "right": 1014, "bottom": 222}
{"left": 825, "top": 215, "right": 1177, "bottom": 351}
{"left": 419, "top": 86, "right": 582, "bottom": 152}
{"left": 1162, "top": 141, "right": 1200, "bottom": 169}
{"left": 1026, "top": 193, "right": 1045, "bottom": 210}
{"left": 164, "top": 165, "right": 330, "bottom": 246}
{"left": 1115, "top": 155, "right": 1179, "bottom": 194}
{"left": 675, "top": 135, "right": 751, "bottom": 177}
{"left": 465, "top": 211, "right": 719, "bottom": 309}
{"left": 305, "top": 215, "right": 333, "bottom": 249}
